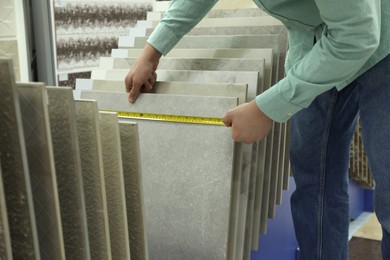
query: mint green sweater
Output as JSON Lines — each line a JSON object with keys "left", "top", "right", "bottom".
{"left": 148, "top": 0, "right": 390, "bottom": 122}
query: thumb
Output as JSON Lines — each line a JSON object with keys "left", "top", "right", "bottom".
{"left": 222, "top": 111, "right": 233, "bottom": 127}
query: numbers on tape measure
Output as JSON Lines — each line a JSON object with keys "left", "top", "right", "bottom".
{"left": 102, "top": 111, "right": 224, "bottom": 126}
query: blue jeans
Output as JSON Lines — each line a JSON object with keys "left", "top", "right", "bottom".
{"left": 290, "top": 54, "right": 390, "bottom": 260}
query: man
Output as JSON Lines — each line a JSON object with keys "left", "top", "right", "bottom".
{"left": 125, "top": 0, "right": 390, "bottom": 259}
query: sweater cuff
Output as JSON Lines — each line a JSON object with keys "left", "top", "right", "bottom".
{"left": 255, "top": 82, "right": 302, "bottom": 122}
{"left": 147, "top": 23, "right": 181, "bottom": 56}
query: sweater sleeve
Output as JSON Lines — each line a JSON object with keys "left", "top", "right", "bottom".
{"left": 147, "top": 0, "right": 219, "bottom": 55}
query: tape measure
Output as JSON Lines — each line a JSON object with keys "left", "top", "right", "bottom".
{"left": 101, "top": 110, "right": 225, "bottom": 126}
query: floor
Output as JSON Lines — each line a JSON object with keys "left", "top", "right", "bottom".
{"left": 349, "top": 213, "right": 382, "bottom": 259}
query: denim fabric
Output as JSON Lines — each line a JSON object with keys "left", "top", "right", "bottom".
{"left": 290, "top": 54, "right": 390, "bottom": 260}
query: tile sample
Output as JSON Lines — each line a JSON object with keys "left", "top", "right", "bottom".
{"left": 17, "top": 83, "right": 65, "bottom": 260}
{"left": 81, "top": 91, "right": 239, "bottom": 260}
{"left": 74, "top": 100, "right": 112, "bottom": 260}
{"left": 0, "top": 165, "right": 12, "bottom": 260}
{"left": 100, "top": 57, "right": 266, "bottom": 97}
{"left": 119, "top": 122, "right": 148, "bottom": 260}
{"left": 234, "top": 143, "right": 252, "bottom": 260}
{"left": 46, "top": 86, "right": 90, "bottom": 260}
{"left": 0, "top": 58, "right": 40, "bottom": 259}
{"left": 110, "top": 47, "right": 273, "bottom": 93}
{"left": 99, "top": 112, "right": 131, "bottom": 260}
{"left": 92, "top": 80, "right": 248, "bottom": 104}
{"left": 268, "top": 123, "right": 282, "bottom": 219}
{"left": 0, "top": 40, "right": 21, "bottom": 81}
{"left": 91, "top": 69, "right": 259, "bottom": 100}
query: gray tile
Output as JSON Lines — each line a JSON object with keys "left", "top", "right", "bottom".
{"left": 100, "top": 57, "right": 268, "bottom": 95}
{"left": 46, "top": 86, "right": 91, "bottom": 260}
{"left": 91, "top": 80, "right": 248, "bottom": 104}
{"left": 17, "top": 83, "right": 66, "bottom": 260}
{"left": 251, "top": 139, "right": 266, "bottom": 250}
{"left": 99, "top": 112, "right": 131, "bottom": 260}
{"left": 0, "top": 165, "right": 12, "bottom": 260}
{"left": 268, "top": 123, "right": 282, "bottom": 219}
{"left": 91, "top": 69, "right": 259, "bottom": 101}
{"left": 81, "top": 91, "right": 239, "bottom": 260}
{"left": 74, "top": 100, "right": 112, "bottom": 260}
{"left": 0, "top": 57, "right": 40, "bottom": 259}
{"left": 118, "top": 122, "right": 148, "bottom": 260}
{"left": 110, "top": 48, "right": 274, "bottom": 88}
{"left": 243, "top": 142, "right": 259, "bottom": 259}
{"left": 234, "top": 143, "right": 252, "bottom": 260}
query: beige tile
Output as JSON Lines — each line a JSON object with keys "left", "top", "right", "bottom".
{"left": 17, "top": 83, "right": 66, "bottom": 260}
{"left": 99, "top": 112, "right": 131, "bottom": 260}
{"left": 0, "top": 40, "right": 20, "bottom": 81}
{"left": 46, "top": 86, "right": 90, "bottom": 260}
{"left": 0, "top": 57, "right": 40, "bottom": 259}
{"left": 119, "top": 122, "right": 148, "bottom": 260}
{"left": 75, "top": 100, "right": 112, "bottom": 260}
{"left": 354, "top": 214, "right": 383, "bottom": 241}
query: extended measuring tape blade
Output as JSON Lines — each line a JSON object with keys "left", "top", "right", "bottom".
{"left": 100, "top": 110, "right": 225, "bottom": 126}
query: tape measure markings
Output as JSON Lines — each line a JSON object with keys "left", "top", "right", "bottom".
{"left": 100, "top": 110, "right": 224, "bottom": 126}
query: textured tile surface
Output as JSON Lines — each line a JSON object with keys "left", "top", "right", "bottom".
{"left": 110, "top": 47, "right": 273, "bottom": 88}
{"left": 0, "top": 58, "right": 40, "bottom": 259}
{"left": 103, "top": 56, "right": 266, "bottom": 97}
{"left": 0, "top": 0, "right": 16, "bottom": 37}
{"left": 46, "top": 87, "right": 90, "bottom": 260}
{"left": 92, "top": 69, "right": 259, "bottom": 101}
{"left": 81, "top": 91, "right": 239, "bottom": 260}
{"left": 74, "top": 100, "right": 111, "bottom": 260}
{"left": 91, "top": 79, "right": 247, "bottom": 104}
{"left": 17, "top": 83, "right": 66, "bottom": 260}
{"left": 99, "top": 112, "right": 131, "bottom": 260}
{"left": 119, "top": 122, "right": 148, "bottom": 260}
{"left": 0, "top": 40, "right": 20, "bottom": 81}
{"left": 0, "top": 165, "right": 12, "bottom": 260}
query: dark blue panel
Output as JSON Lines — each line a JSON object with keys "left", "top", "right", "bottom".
{"left": 251, "top": 177, "right": 299, "bottom": 260}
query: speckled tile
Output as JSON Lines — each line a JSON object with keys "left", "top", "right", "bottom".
{"left": 81, "top": 91, "right": 239, "bottom": 260}
{"left": 110, "top": 47, "right": 273, "bottom": 91}
{"left": 0, "top": 58, "right": 40, "bottom": 259}
{"left": 46, "top": 86, "right": 90, "bottom": 260}
{"left": 100, "top": 56, "right": 267, "bottom": 95}
{"left": 17, "top": 83, "right": 65, "bottom": 260}
{"left": 91, "top": 80, "right": 248, "bottom": 104}
{"left": 91, "top": 69, "right": 259, "bottom": 101}
{"left": 118, "top": 122, "right": 148, "bottom": 260}
{"left": 0, "top": 40, "right": 20, "bottom": 81}
{"left": 74, "top": 100, "right": 111, "bottom": 260}
{"left": 0, "top": 165, "right": 12, "bottom": 260}
{"left": 98, "top": 112, "right": 131, "bottom": 260}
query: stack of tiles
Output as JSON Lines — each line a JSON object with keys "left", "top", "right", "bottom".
{"left": 0, "top": 57, "right": 148, "bottom": 260}
{"left": 349, "top": 117, "right": 374, "bottom": 189}
{"left": 75, "top": 2, "right": 292, "bottom": 259}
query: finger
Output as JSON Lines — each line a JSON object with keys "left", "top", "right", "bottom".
{"left": 124, "top": 74, "right": 132, "bottom": 93}
{"left": 129, "top": 81, "right": 142, "bottom": 103}
{"left": 222, "top": 112, "right": 233, "bottom": 127}
{"left": 140, "top": 81, "right": 153, "bottom": 93}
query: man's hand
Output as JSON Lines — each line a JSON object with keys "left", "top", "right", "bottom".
{"left": 222, "top": 100, "right": 273, "bottom": 144}
{"left": 124, "top": 44, "right": 162, "bottom": 103}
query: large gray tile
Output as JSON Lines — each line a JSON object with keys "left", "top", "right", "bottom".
{"left": 110, "top": 47, "right": 274, "bottom": 90}
{"left": 99, "top": 112, "right": 131, "bottom": 260}
{"left": 90, "top": 80, "right": 248, "bottom": 104}
{"left": 100, "top": 57, "right": 268, "bottom": 95}
{"left": 234, "top": 143, "right": 252, "bottom": 260}
{"left": 46, "top": 86, "right": 91, "bottom": 260}
{"left": 251, "top": 139, "right": 267, "bottom": 250}
{"left": 0, "top": 58, "right": 40, "bottom": 259}
{"left": 91, "top": 69, "right": 259, "bottom": 101}
{"left": 74, "top": 100, "right": 112, "bottom": 260}
{"left": 81, "top": 91, "right": 239, "bottom": 260}
{"left": 17, "top": 83, "right": 66, "bottom": 260}
{"left": 119, "top": 122, "right": 148, "bottom": 260}
{"left": 0, "top": 165, "right": 12, "bottom": 260}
